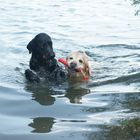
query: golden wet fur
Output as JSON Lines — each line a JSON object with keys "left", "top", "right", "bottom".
{"left": 66, "top": 51, "right": 90, "bottom": 81}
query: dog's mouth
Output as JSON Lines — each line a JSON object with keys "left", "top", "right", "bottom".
{"left": 69, "top": 62, "right": 80, "bottom": 72}
{"left": 69, "top": 61, "right": 80, "bottom": 72}
{"left": 42, "top": 51, "right": 55, "bottom": 60}
{"left": 68, "top": 62, "right": 85, "bottom": 73}
{"left": 70, "top": 62, "right": 77, "bottom": 69}
{"left": 46, "top": 58, "right": 57, "bottom": 71}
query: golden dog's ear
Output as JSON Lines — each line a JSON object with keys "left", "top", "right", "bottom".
{"left": 82, "top": 53, "right": 90, "bottom": 76}
{"left": 86, "top": 65, "right": 91, "bottom": 75}
{"left": 85, "top": 62, "right": 91, "bottom": 76}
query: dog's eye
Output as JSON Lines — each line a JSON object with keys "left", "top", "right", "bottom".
{"left": 69, "top": 57, "right": 73, "bottom": 60}
{"left": 79, "top": 59, "right": 83, "bottom": 64}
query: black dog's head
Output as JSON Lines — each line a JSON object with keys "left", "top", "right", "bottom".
{"left": 27, "top": 33, "right": 55, "bottom": 60}
{"left": 27, "top": 33, "right": 57, "bottom": 71}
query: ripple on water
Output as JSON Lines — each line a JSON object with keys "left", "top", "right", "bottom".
{"left": 0, "top": 0, "right": 140, "bottom": 139}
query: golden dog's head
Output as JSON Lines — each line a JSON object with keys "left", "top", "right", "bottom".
{"left": 66, "top": 51, "right": 90, "bottom": 81}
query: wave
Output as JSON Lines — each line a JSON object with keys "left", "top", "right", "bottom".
{"left": 96, "top": 44, "right": 140, "bottom": 50}
{"left": 89, "top": 72, "right": 140, "bottom": 87}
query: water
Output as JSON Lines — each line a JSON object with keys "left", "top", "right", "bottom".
{"left": 0, "top": 0, "right": 140, "bottom": 139}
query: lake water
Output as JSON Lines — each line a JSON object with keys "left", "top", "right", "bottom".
{"left": 0, "top": 0, "right": 140, "bottom": 140}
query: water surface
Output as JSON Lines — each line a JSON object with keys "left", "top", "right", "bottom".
{"left": 0, "top": 0, "right": 140, "bottom": 140}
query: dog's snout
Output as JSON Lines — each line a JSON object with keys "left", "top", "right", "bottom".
{"left": 44, "top": 52, "right": 55, "bottom": 60}
{"left": 70, "top": 62, "right": 77, "bottom": 69}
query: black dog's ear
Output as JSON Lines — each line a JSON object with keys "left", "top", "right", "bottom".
{"left": 27, "top": 39, "right": 35, "bottom": 54}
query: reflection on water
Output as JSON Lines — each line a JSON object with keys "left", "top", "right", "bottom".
{"left": 0, "top": 0, "right": 140, "bottom": 139}
{"left": 25, "top": 81, "right": 91, "bottom": 134}
{"left": 32, "top": 93, "right": 55, "bottom": 106}
{"left": 29, "top": 117, "right": 55, "bottom": 133}
{"left": 25, "top": 80, "right": 91, "bottom": 105}
{"left": 65, "top": 87, "right": 90, "bottom": 104}
{"left": 25, "top": 83, "right": 55, "bottom": 105}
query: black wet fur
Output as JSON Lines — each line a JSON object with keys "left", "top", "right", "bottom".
{"left": 25, "top": 69, "right": 40, "bottom": 83}
{"left": 25, "top": 33, "right": 66, "bottom": 83}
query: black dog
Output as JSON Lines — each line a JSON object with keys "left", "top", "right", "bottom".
{"left": 25, "top": 33, "right": 66, "bottom": 83}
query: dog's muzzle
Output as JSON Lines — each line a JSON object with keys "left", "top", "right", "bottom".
{"left": 45, "top": 58, "right": 57, "bottom": 71}
{"left": 70, "top": 62, "right": 77, "bottom": 70}
{"left": 43, "top": 52, "right": 55, "bottom": 60}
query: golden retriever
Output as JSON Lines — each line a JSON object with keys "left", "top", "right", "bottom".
{"left": 66, "top": 51, "right": 90, "bottom": 81}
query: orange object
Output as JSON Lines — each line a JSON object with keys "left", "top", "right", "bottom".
{"left": 58, "top": 58, "right": 68, "bottom": 67}
{"left": 58, "top": 58, "right": 82, "bottom": 72}
{"left": 58, "top": 58, "right": 89, "bottom": 81}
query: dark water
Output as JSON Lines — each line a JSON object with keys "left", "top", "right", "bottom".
{"left": 0, "top": 0, "right": 140, "bottom": 140}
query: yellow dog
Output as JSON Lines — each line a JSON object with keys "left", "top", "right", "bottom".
{"left": 66, "top": 51, "right": 90, "bottom": 81}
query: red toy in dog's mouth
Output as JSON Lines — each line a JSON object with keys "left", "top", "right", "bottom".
{"left": 58, "top": 58, "right": 89, "bottom": 80}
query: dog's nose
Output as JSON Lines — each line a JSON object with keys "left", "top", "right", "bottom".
{"left": 52, "top": 52, "right": 55, "bottom": 58}
{"left": 49, "top": 52, "right": 55, "bottom": 59}
{"left": 45, "top": 52, "right": 55, "bottom": 60}
{"left": 70, "top": 62, "right": 77, "bottom": 69}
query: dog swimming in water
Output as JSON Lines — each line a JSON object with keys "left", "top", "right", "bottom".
{"left": 25, "top": 33, "right": 66, "bottom": 83}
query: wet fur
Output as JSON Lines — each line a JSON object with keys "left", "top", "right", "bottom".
{"left": 66, "top": 51, "right": 90, "bottom": 81}
{"left": 25, "top": 33, "right": 66, "bottom": 83}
